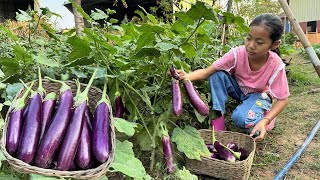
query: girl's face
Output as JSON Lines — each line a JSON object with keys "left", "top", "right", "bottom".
{"left": 245, "top": 25, "right": 279, "bottom": 61}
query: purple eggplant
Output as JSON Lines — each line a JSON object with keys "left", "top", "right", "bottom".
{"left": 75, "top": 106, "right": 93, "bottom": 169}
{"left": 35, "top": 78, "right": 74, "bottom": 168}
{"left": 226, "top": 141, "right": 239, "bottom": 152}
{"left": 39, "top": 92, "right": 56, "bottom": 142}
{"left": 17, "top": 69, "right": 45, "bottom": 164}
{"left": 211, "top": 126, "right": 241, "bottom": 161}
{"left": 6, "top": 82, "right": 34, "bottom": 155}
{"left": 172, "top": 79, "right": 182, "bottom": 116}
{"left": 213, "top": 141, "right": 236, "bottom": 162}
{"left": 206, "top": 143, "right": 215, "bottom": 153}
{"left": 92, "top": 80, "right": 111, "bottom": 163}
{"left": 161, "top": 123, "right": 175, "bottom": 174}
{"left": 239, "top": 147, "right": 249, "bottom": 161}
{"left": 182, "top": 79, "right": 209, "bottom": 116}
{"left": 57, "top": 71, "right": 97, "bottom": 171}
{"left": 115, "top": 95, "right": 125, "bottom": 118}
{"left": 169, "top": 65, "right": 180, "bottom": 80}
{"left": 211, "top": 151, "right": 220, "bottom": 159}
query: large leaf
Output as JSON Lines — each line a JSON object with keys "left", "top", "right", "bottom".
{"left": 171, "top": 126, "right": 211, "bottom": 160}
{"left": 33, "top": 51, "right": 59, "bottom": 67}
{"left": 171, "top": 20, "right": 188, "bottom": 35}
{"left": 109, "top": 140, "right": 147, "bottom": 178}
{"left": 0, "top": 57, "right": 20, "bottom": 78}
{"left": 0, "top": 149, "right": 6, "bottom": 167}
{"left": 5, "top": 83, "right": 23, "bottom": 101}
{"left": 186, "top": 1, "right": 217, "bottom": 21}
{"left": 12, "top": 45, "right": 31, "bottom": 62}
{"left": 135, "top": 32, "right": 155, "bottom": 52}
{"left": 15, "top": 10, "right": 32, "bottom": 22}
{"left": 0, "top": 175, "right": 19, "bottom": 180}
{"left": 0, "top": 25, "right": 18, "bottom": 41}
{"left": 67, "top": 36, "right": 92, "bottom": 61}
{"left": 181, "top": 42, "right": 196, "bottom": 59}
{"left": 175, "top": 167, "right": 198, "bottom": 180}
{"left": 114, "top": 118, "right": 137, "bottom": 136}
{"left": 155, "top": 42, "right": 178, "bottom": 51}
{"left": 91, "top": 8, "right": 108, "bottom": 20}
{"left": 65, "top": 57, "right": 96, "bottom": 67}
{"left": 69, "top": 0, "right": 92, "bottom": 21}
{"left": 174, "top": 12, "right": 194, "bottom": 25}
{"left": 132, "top": 47, "right": 161, "bottom": 59}
{"left": 138, "top": 24, "right": 165, "bottom": 34}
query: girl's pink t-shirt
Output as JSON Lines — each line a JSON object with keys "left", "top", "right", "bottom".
{"left": 212, "top": 45, "right": 290, "bottom": 100}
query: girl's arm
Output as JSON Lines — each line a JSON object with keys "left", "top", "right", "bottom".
{"left": 176, "top": 65, "right": 217, "bottom": 81}
{"left": 250, "top": 98, "right": 288, "bottom": 142}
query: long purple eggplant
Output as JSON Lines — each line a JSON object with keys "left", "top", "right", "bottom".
{"left": 39, "top": 92, "right": 56, "bottom": 142}
{"left": 57, "top": 70, "right": 97, "bottom": 171}
{"left": 213, "top": 141, "right": 236, "bottom": 162}
{"left": 17, "top": 69, "right": 45, "bottom": 164}
{"left": 75, "top": 106, "right": 93, "bottom": 169}
{"left": 92, "top": 80, "right": 111, "bottom": 163}
{"left": 171, "top": 79, "right": 182, "bottom": 116}
{"left": 35, "top": 78, "right": 74, "bottom": 168}
{"left": 161, "top": 123, "right": 175, "bottom": 174}
{"left": 182, "top": 79, "right": 209, "bottom": 116}
{"left": 6, "top": 81, "right": 34, "bottom": 155}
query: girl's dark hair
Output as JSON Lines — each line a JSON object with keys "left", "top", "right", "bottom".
{"left": 250, "top": 13, "right": 283, "bottom": 56}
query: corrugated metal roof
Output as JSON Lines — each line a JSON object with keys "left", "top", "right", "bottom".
{"left": 289, "top": 0, "right": 320, "bottom": 22}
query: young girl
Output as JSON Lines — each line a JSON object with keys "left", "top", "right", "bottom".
{"left": 177, "top": 13, "right": 289, "bottom": 142}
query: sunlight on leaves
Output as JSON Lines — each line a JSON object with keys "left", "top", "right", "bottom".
{"left": 114, "top": 118, "right": 137, "bottom": 136}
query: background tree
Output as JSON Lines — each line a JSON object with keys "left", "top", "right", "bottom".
{"left": 235, "top": 0, "right": 281, "bottom": 22}
{"left": 72, "top": 0, "right": 84, "bottom": 36}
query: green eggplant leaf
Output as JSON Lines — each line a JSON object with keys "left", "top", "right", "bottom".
{"left": 175, "top": 167, "right": 198, "bottom": 180}
{"left": 114, "top": 118, "right": 137, "bottom": 136}
{"left": 67, "top": 36, "right": 92, "bottom": 62}
{"left": 109, "top": 140, "right": 147, "bottom": 178}
{"left": 171, "top": 126, "right": 211, "bottom": 160}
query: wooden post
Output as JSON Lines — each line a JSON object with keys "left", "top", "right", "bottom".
{"left": 278, "top": 0, "right": 320, "bottom": 77}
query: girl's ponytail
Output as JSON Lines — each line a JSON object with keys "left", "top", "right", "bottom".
{"left": 271, "top": 47, "right": 281, "bottom": 57}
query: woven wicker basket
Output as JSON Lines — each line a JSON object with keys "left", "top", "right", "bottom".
{"left": 185, "top": 130, "right": 256, "bottom": 180}
{"left": 0, "top": 79, "right": 116, "bottom": 179}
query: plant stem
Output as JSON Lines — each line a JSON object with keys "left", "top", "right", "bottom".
{"left": 178, "top": 18, "right": 205, "bottom": 47}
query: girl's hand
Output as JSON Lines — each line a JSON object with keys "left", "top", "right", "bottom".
{"left": 250, "top": 118, "right": 269, "bottom": 142}
{"left": 176, "top": 69, "right": 187, "bottom": 80}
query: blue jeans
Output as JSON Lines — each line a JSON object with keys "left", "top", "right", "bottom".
{"left": 208, "top": 71, "right": 272, "bottom": 130}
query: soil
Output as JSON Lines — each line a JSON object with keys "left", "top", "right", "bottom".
{"left": 248, "top": 53, "right": 320, "bottom": 180}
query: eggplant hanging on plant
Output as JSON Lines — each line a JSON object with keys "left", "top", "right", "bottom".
{"left": 57, "top": 70, "right": 98, "bottom": 171}
{"left": 6, "top": 81, "right": 34, "bottom": 155}
{"left": 115, "top": 95, "right": 125, "bottom": 118}
{"left": 114, "top": 92, "right": 130, "bottom": 118}
{"left": 182, "top": 79, "right": 209, "bottom": 116}
{"left": 35, "top": 77, "right": 74, "bottom": 168}
{"left": 39, "top": 92, "right": 56, "bottom": 142}
{"left": 17, "top": 68, "right": 45, "bottom": 164}
{"left": 171, "top": 79, "right": 182, "bottom": 116}
{"left": 92, "top": 79, "right": 112, "bottom": 163}
{"left": 160, "top": 122, "right": 175, "bottom": 174}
